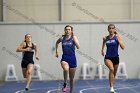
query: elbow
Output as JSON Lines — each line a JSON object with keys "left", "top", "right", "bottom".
{"left": 16, "top": 49, "right": 19, "bottom": 52}
{"left": 55, "top": 44, "right": 58, "bottom": 48}
{"left": 16, "top": 49, "right": 20, "bottom": 52}
{"left": 121, "top": 46, "right": 125, "bottom": 50}
{"left": 77, "top": 45, "right": 80, "bottom": 49}
{"left": 122, "top": 48, "right": 124, "bottom": 50}
{"left": 120, "top": 43, "right": 125, "bottom": 50}
{"left": 55, "top": 43, "right": 58, "bottom": 47}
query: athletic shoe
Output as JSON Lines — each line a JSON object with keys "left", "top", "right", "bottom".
{"left": 62, "top": 83, "right": 68, "bottom": 92}
{"left": 110, "top": 87, "right": 115, "bottom": 93}
{"left": 25, "top": 87, "right": 29, "bottom": 91}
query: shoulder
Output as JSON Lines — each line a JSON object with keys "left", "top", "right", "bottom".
{"left": 115, "top": 34, "right": 121, "bottom": 39}
{"left": 32, "top": 43, "right": 37, "bottom": 48}
{"left": 21, "top": 41, "right": 26, "bottom": 47}
{"left": 72, "top": 35, "right": 78, "bottom": 41}
{"left": 73, "top": 35, "right": 78, "bottom": 39}
{"left": 103, "top": 36, "right": 108, "bottom": 41}
{"left": 60, "top": 35, "right": 65, "bottom": 41}
{"left": 115, "top": 34, "right": 122, "bottom": 41}
{"left": 115, "top": 34, "right": 120, "bottom": 37}
{"left": 32, "top": 42, "right": 36, "bottom": 46}
{"left": 57, "top": 35, "right": 64, "bottom": 42}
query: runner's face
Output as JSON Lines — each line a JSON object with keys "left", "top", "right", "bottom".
{"left": 108, "top": 26, "right": 115, "bottom": 35}
{"left": 25, "top": 35, "right": 32, "bottom": 42}
{"left": 65, "top": 27, "right": 72, "bottom": 36}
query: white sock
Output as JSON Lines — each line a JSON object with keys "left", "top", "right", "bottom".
{"left": 26, "top": 84, "right": 29, "bottom": 88}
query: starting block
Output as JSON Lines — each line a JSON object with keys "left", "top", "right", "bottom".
{"left": 94, "top": 63, "right": 107, "bottom": 79}
{"left": 5, "top": 64, "right": 18, "bottom": 81}
{"left": 116, "top": 62, "right": 128, "bottom": 79}
{"left": 79, "top": 63, "right": 92, "bottom": 80}
{"left": 32, "top": 64, "right": 42, "bottom": 80}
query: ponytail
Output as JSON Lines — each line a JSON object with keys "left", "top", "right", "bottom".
{"left": 114, "top": 31, "right": 117, "bottom": 34}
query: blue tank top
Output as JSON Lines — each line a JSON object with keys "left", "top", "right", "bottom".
{"left": 105, "top": 35, "right": 119, "bottom": 57}
{"left": 22, "top": 42, "right": 35, "bottom": 60}
{"left": 62, "top": 35, "right": 75, "bottom": 56}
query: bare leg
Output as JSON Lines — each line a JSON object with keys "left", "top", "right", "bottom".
{"left": 26, "top": 63, "right": 33, "bottom": 89}
{"left": 105, "top": 59, "right": 114, "bottom": 88}
{"left": 60, "top": 61, "right": 69, "bottom": 92}
{"left": 22, "top": 68, "right": 27, "bottom": 78}
{"left": 69, "top": 68, "right": 76, "bottom": 93}
{"left": 113, "top": 64, "right": 119, "bottom": 78}
{"left": 61, "top": 61, "right": 69, "bottom": 83}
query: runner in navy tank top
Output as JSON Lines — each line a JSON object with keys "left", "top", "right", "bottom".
{"left": 101, "top": 24, "right": 125, "bottom": 93}
{"left": 22, "top": 42, "right": 35, "bottom": 67}
{"left": 56, "top": 25, "right": 80, "bottom": 93}
{"left": 16, "top": 34, "right": 39, "bottom": 91}
{"left": 61, "top": 35, "right": 77, "bottom": 68}
{"left": 106, "top": 35, "right": 119, "bottom": 58}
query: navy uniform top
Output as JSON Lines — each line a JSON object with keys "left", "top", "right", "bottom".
{"left": 105, "top": 35, "right": 119, "bottom": 57}
{"left": 22, "top": 42, "right": 35, "bottom": 62}
{"left": 62, "top": 35, "right": 75, "bottom": 56}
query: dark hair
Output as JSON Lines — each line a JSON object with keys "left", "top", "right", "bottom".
{"left": 108, "top": 24, "right": 117, "bottom": 34}
{"left": 64, "top": 25, "right": 73, "bottom": 31}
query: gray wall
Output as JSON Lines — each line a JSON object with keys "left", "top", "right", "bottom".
{"left": 2, "top": 0, "right": 140, "bottom": 21}
{"left": 0, "top": 21, "right": 140, "bottom": 81}
{"left": 0, "top": 0, "right": 3, "bottom": 21}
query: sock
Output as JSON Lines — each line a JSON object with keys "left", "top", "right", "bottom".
{"left": 26, "top": 83, "right": 29, "bottom": 88}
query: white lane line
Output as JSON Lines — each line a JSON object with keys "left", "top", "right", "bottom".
{"left": 15, "top": 87, "right": 57, "bottom": 93}
{"left": 115, "top": 81, "right": 140, "bottom": 93}
{"left": 15, "top": 85, "right": 103, "bottom": 93}
{"left": 80, "top": 86, "right": 140, "bottom": 93}
{"left": 80, "top": 86, "right": 107, "bottom": 93}
{"left": 115, "top": 86, "right": 140, "bottom": 93}
{"left": 15, "top": 83, "right": 140, "bottom": 93}
{"left": 46, "top": 85, "right": 108, "bottom": 93}
{"left": 46, "top": 89, "right": 61, "bottom": 93}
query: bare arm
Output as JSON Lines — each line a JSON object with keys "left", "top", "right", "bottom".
{"left": 16, "top": 42, "right": 31, "bottom": 52}
{"left": 101, "top": 37, "right": 106, "bottom": 56}
{"left": 73, "top": 35, "right": 80, "bottom": 49}
{"left": 55, "top": 37, "right": 62, "bottom": 57}
{"left": 116, "top": 35, "right": 125, "bottom": 50}
{"left": 34, "top": 43, "right": 39, "bottom": 60}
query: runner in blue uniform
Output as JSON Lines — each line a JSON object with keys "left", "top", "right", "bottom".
{"left": 16, "top": 34, "right": 39, "bottom": 91}
{"left": 56, "top": 25, "right": 80, "bottom": 93}
{"left": 101, "top": 24, "right": 125, "bottom": 93}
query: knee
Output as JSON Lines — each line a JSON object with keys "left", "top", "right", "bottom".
{"left": 69, "top": 75, "right": 75, "bottom": 81}
{"left": 69, "top": 78, "right": 74, "bottom": 81}
{"left": 27, "top": 71, "right": 32, "bottom": 76}
{"left": 109, "top": 68, "right": 114, "bottom": 73}
{"left": 64, "top": 69, "right": 69, "bottom": 72}
{"left": 23, "top": 75, "right": 27, "bottom": 78}
{"left": 63, "top": 67, "right": 69, "bottom": 72}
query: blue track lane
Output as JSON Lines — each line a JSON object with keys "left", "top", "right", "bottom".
{"left": 0, "top": 79, "right": 140, "bottom": 93}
